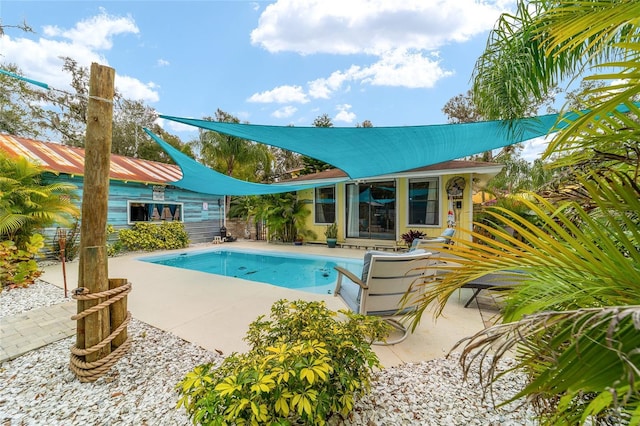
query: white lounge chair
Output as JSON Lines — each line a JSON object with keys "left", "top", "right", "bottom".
{"left": 408, "top": 228, "right": 456, "bottom": 252}
{"left": 333, "top": 250, "right": 437, "bottom": 345}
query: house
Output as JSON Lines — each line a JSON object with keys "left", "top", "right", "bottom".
{"left": 0, "top": 134, "right": 225, "bottom": 245}
{"left": 0, "top": 132, "right": 504, "bottom": 250}
{"left": 282, "top": 161, "right": 503, "bottom": 249}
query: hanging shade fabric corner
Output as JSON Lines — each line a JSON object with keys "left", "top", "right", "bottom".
{"left": 0, "top": 68, "right": 50, "bottom": 89}
{"left": 159, "top": 113, "right": 566, "bottom": 180}
{"left": 144, "top": 129, "right": 342, "bottom": 195}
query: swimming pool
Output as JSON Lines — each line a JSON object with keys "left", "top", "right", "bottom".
{"left": 139, "top": 248, "right": 364, "bottom": 294}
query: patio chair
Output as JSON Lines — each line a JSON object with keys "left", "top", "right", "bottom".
{"left": 399, "top": 228, "right": 455, "bottom": 252}
{"left": 334, "top": 250, "right": 437, "bottom": 345}
{"left": 414, "top": 228, "right": 456, "bottom": 249}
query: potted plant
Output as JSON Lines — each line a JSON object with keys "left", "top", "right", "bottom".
{"left": 400, "top": 229, "right": 426, "bottom": 248}
{"left": 324, "top": 223, "right": 338, "bottom": 248}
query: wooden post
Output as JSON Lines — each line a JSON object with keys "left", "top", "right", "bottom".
{"left": 83, "top": 246, "right": 110, "bottom": 362}
{"left": 76, "top": 63, "right": 115, "bottom": 363}
{"left": 57, "top": 228, "right": 68, "bottom": 298}
{"left": 109, "top": 278, "right": 128, "bottom": 349}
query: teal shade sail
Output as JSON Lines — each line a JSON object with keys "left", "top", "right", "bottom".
{"left": 0, "top": 69, "right": 50, "bottom": 89}
{"left": 144, "top": 129, "right": 343, "bottom": 195}
{"left": 160, "top": 113, "right": 565, "bottom": 179}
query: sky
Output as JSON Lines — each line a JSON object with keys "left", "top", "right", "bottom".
{"left": 0, "top": 0, "right": 550, "bottom": 161}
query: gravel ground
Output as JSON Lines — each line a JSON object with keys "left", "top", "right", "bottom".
{"left": 1, "top": 280, "right": 538, "bottom": 425}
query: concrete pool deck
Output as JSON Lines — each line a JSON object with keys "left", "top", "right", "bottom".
{"left": 33, "top": 240, "right": 500, "bottom": 367}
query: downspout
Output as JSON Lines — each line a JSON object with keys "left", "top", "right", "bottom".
{"left": 467, "top": 174, "right": 475, "bottom": 242}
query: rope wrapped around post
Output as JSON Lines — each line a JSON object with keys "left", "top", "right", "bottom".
{"left": 69, "top": 281, "right": 132, "bottom": 383}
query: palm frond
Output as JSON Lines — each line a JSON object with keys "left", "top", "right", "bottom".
{"left": 473, "top": 0, "right": 640, "bottom": 125}
{"left": 452, "top": 306, "right": 640, "bottom": 425}
{"left": 0, "top": 212, "right": 27, "bottom": 237}
{"left": 464, "top": 2, "right": 640, "bottom": 424}
{"left": 545, "top": 80, "right": 640, "bottom": 169}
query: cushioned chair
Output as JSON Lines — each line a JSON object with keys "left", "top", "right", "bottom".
{"left": 333, "top": 250, "right": 437, "bottom": 345}
{"left": 414, "top": 228, "right": 456, "bottom": 249}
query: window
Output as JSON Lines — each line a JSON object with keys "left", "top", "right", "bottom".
{"left": 345, "top": 181, "right": 396, "bottom": 239}
{"left": 314, "top": 186, "right": 336, "bottom": 224}
{"left": 408, "top": 178, "right": 439, "bottom": 226}
{"left": 128, "top": 201, "right": 183, "bottom": 224}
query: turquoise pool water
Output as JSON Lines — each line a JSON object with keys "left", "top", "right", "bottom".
{"left": 139, "top": 248, "right": 363, "bottom": 295}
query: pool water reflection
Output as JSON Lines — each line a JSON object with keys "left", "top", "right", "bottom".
{"left": 139, "top": 248, "right": 363, "bottom": 295}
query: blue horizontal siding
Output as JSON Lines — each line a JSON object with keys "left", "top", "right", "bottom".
{"left": 44, "top": 173, "right": 224, "bottom": 244}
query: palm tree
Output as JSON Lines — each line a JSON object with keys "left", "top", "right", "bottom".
{"left": 228, "top": 195, "right": 261, "bottom": 239}
{"left": 408, "top": 1, "right": 640, "bottom": 424}
{"left": 189, "top": 109, "right": 273, "bottom": 217}
{"left": 191, "top": 109, "right": 272, "bottom": 182}
{"left": 0, "top": 152, "right": 79, "bottom": 249}
{"left": 256, "top": 193, "right": 316, "bottom": 243}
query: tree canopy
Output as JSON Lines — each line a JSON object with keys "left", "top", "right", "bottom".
{"left": 0, "top": 58, "right": 189, "bottom": 163}
{"left": 300, "top": 113, "right": 336, "bottom": 175}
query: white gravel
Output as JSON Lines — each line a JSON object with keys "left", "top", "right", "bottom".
{"left": 1, "top": 281, "right": 538, "bottom": 425}
{"left": 0, "top": 279, "right": 68, "bottom": 318}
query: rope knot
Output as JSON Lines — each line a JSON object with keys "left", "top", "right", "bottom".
{"left": 73, "top": 287, "right": 90, "bottom": 296}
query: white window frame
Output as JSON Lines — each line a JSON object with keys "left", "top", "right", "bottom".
{"left": 407, "top": 177, "right": 440, "bottom": 227}
{"left": 313, "top": 185, "right": 336, "bottom": 225}
{"left": 127, "top": 200, "right": 184, "bottom": 225}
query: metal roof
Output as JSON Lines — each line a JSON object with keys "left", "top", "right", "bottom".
{"left": 0, "top": 134, "right": 182, "bottom": 185}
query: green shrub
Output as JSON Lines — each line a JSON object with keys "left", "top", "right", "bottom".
{"left": 118, "top": 221, "right": 190, "bottom": 251}
{"left": 106, "top": 224, "right": 125, "bottom": 256}
{"left": 177, "top": 299, "right": 390, "bottom": 425}
{"left": 0, "top": 234, "right": 44, "bottom": 291}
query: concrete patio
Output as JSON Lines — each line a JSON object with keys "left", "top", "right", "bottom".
{"left": 18, "top": 240, "right": 502, "bottom": 367}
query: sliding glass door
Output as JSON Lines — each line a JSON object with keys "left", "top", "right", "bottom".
{"left": 345, "top": 181, "right": 395, "bottom": 240}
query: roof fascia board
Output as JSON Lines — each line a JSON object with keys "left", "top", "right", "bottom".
{"left": 348, "top": 165, "right": 505, "bottom": 181}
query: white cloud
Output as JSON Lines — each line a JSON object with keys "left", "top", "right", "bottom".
{"left": 0, "top": 11, "right": 158, "bottom": 104}
{"left": 0, "top": 36, "right": 106, "bottom": 89}
{"left": 254, "top": 48, "right": 453, "bottom": 106}
{"left": 115, "top": 75, "right": 159, "bottom": 103}
{"left": 357, "top": 49, "right": 454, "bottom": 88}
{"left": 334, "top": 104, "right": 356, "bottom": 124}
{"left": 156, "top": 59, "right": 170, "bottom": 67}
{"left": 272, "top": 105, "right": 298, "bottom": 118}
{"left": 248, "top": 0, "right": 491, "bottom": 105}
{"left": 308, "top": 67, "right": 355, "bottom": 99}
{"left": 43, "top": 9, "right": 138, "bottom": 50}
{"left": 236, "top": 111, "right": 251, "bottom": 122}
{"left": 251, "top": 0, "right": 510, "bottom": 55}
{"left": 157, "top": 117, "right": 198, "bottom": 135}
{"left": 521, "top": 135, "right": 553, "bottom": 162}
{"left": 247, "top": 85, "right": 309, "bottom": 104}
